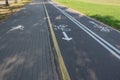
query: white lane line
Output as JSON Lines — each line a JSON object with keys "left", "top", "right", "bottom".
{"left": 51, "top": 2, "right": 120, "bottom": 59}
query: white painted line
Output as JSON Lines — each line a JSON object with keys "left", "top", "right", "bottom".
{"left": 62, "top": 31, "right": 72, "bottom": 41}
{"left": 51, "top": 3, "right": 120, "bottom": 59}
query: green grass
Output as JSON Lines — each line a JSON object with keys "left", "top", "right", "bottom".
{"left": 54, "top": 0, "right": 120, "bottom": 30}
{"left": 75, "top": 0, "right": 120, "bottom": 5}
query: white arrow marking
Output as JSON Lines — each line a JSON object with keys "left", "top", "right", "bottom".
{"left": 7, "top": 25, "right": 24, "bottom": 33}
{"left": 62, "top": 31, "right": 72, "bottom": 41}
{"left": 10, "top": 25, "right": 24, "bottom": 31}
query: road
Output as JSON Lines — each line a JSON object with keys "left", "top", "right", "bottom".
{"left": 45, "top": 1, "right": 120, "bottom": 80}
{"left": 1, "top": 0, "right": 120, "bottom": 80}
{"left": 0, "top": 0, "right": 59, "bottom": 80}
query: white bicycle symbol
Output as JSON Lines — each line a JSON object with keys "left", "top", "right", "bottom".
{"left": 54, "top": 24, "right": 71, "bottom": 32}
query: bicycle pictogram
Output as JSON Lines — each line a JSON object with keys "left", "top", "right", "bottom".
{"left": 54, "top": 24, "right": 71, "bottom": 32}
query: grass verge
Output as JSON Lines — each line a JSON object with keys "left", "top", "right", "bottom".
{"left": 0, "top": 0, "right": 31, "bottom": 22}
{"left": 54, "top": 0, "right": 120, "bottom": 30}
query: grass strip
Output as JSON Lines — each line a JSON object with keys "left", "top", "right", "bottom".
{"left": 54, "top": 0, "right": 120, "bottom": 30}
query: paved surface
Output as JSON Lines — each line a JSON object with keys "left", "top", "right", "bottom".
{"left": 0, "top": 0, "right": 59, "bottom": 80}
{"left": 45, "top": 1, "right": 120, "bottom": 80}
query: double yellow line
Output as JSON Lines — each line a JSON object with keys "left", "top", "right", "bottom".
{"left": 43, "top": 1, "right": 71, "bottom": 80}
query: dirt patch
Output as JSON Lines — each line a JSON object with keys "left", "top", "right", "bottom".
{"left": 0, "top": 0, "right": 31, "bottom": 22}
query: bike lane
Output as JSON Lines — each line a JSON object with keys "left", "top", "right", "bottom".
{"left": 46, "top": 2, "right": 120, "bottom": 80}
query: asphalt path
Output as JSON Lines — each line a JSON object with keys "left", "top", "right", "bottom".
{"left": 0, "top": 0, "right": 58, "bottom": 80}
{"left": 45, "top": 1, "right": 120, "bottom": 80}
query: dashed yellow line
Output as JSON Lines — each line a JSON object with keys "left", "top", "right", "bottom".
{"left": 43, "top": 1, "right": 71, "bottom": 80}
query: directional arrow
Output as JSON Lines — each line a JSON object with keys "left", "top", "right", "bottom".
{"left": 62, "top": 31, "right": 72, "bottom": 41}
{"left": 7, "top": 25, "right": 24, "bottom": 33}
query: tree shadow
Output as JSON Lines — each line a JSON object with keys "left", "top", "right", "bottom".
{"left": 54, "top": 4, "right": 120, "bottom": 30}
{"left": 90, "top": 15, "right": 120, "bottom": 30}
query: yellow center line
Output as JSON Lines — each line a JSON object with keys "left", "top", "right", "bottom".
{"left": 43, "top": 1, "right": 71, "bottom": 80}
